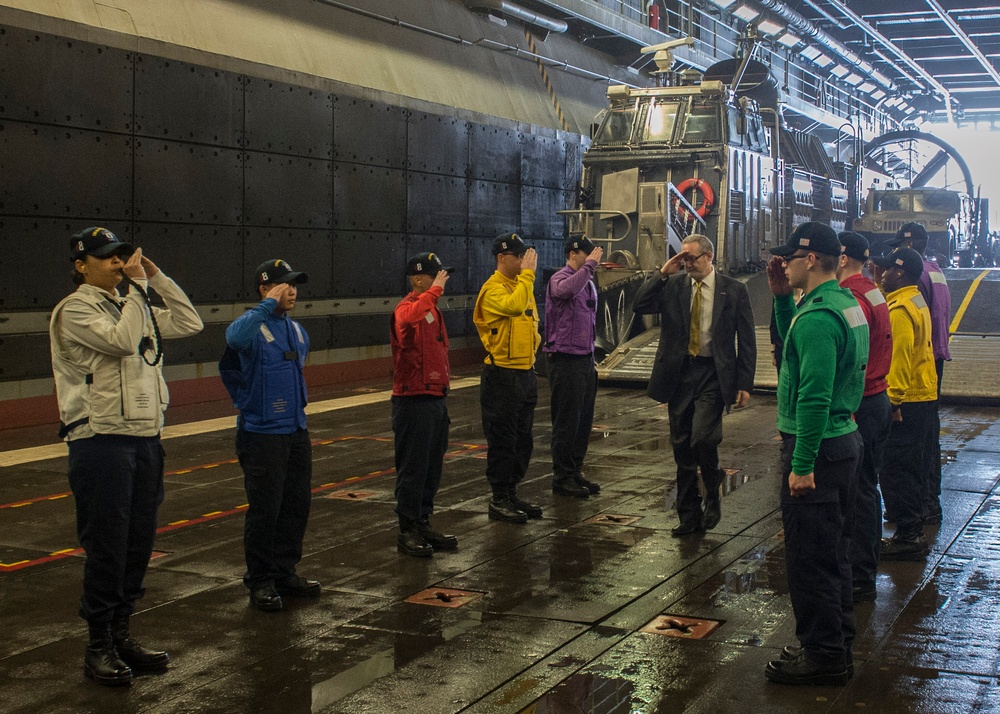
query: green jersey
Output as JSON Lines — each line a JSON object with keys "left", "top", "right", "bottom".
{"left": 774, "top": 279, "right": 869, "bottom": 475}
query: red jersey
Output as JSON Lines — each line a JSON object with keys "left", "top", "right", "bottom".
{"left": 390, "top": 286, "right": 450, "bottom": 397}
{"left": 841, "top": 273, "right": 892, "bottom": 396}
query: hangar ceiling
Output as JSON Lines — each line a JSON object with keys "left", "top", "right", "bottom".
{"left": 794, "top": 0, "right": 1000, "bottom": 122}
{"left": 502, "top": 0, "right": 1000, "bottom": 126}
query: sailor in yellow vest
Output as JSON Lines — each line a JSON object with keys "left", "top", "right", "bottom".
{"left": 473, "top": 233, "right": 543, "bottom": 523}
{"left": 872, "top": 247, "right": 938, "bottom": 560}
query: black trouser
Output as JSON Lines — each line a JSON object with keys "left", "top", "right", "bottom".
{"left": 392, "top": 395, "right": 449, "bottom": 525}
{"left": 68, "top": 434, "right": 165, "bottom": 624}
{"left": 237, "top": 428, "right": 312, "bottom": 588}
{"left": 850, "top": 391, "right": 892, "bottom": 587}
{"left": 547, "top": 353, "right": 597, "bottom": 482}
{"left": 880, "top": 401, "right": 936, "bottom": 540}
{"left": 925, "top": 359, "right": 945, "bottom": 514}
{"left": 781, "top": 430, "right": 861, "bottom": 667}
{"left": 667, "top": 357, "right": 724, "bottom": 523}
{"left": 480, "top": 364, "right": 537, "bottom": 497}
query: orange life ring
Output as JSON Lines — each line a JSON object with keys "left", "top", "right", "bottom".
{"left": 675, "top": 178, "right": 715, "bottom": 218}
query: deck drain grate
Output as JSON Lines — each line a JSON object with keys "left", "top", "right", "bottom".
{"left": 583, "top": 514, "right": 641, "bottom": 526}
{"left": 640, "top": 614, "right": 722, "bottom": 639}
{"left": 324, "top": 490, "right": 377, "bottom": 501}
{"left": 404, "top": 587, "right": 485, "bottom": 608}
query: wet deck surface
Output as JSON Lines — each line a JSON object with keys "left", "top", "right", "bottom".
{"left": 2, "top": 374, "right": 1000, "bottom": 713}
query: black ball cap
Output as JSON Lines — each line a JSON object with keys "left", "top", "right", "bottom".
{"left": 872, "top": 247, "right": 923, "bottom": 280}
{"left": 406, "top": 251, "right": 454, "bottom": 276}
{"left": 563, "top": 236, "right": 596, "bottom": 254}
{"left": 255, "top": 259, "right": 308, "bottom": 286}
{"left": 769, "top": 221, "right": 842, "bottom": 257}
{"left": 492, "top": 232, "right": 529, "bottom": 256}
{"left": 838, "top": 231, "right": 870, "bottom": 262}
{"left": 888, "top": 222, "right": 928, "bottom": 247}
{"left": 70, "top": 227, "right": 135, "bottom": 261}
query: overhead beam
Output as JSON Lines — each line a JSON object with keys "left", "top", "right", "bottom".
{"left": 821, "top": 0, "right": 954, "bottom": 122}
{"left": 821, "top": 0, "right": 945, "bottom": 94}
{"left": 924, "top": 0, "right": 1000, "bottom": 89}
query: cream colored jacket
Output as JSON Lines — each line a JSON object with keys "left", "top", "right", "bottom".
{"left": 49, "top": 272, "right": 204, "bottom": 440}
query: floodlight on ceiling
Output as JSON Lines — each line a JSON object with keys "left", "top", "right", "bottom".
{"left": 777, "top": 32, "right": 801, "bottom": 48}
{"left": 813, "top": 53, "right": 834, "bottom": 68}
{"left": 871, "top": 89, "right": 887, "bottom": 100}
{"left": 844, "top": 73, "right": 863, "bottom": 86}
{"left": 733, "top": 4, "right": 760, "bottom": 22}
{"left": 801, "top": 45, "right": 822, "bottom": 61}
{"left": 707, "top": 0, "right": 737, "bottom": 8}
{"left": 758, "top": 19, "right": 784, "bottom": 35}
{"left": 831, "top": 65, "right": 849, "bottom": 78}
{"left": 858, "top": 82, "right": 877, "bottom": 93}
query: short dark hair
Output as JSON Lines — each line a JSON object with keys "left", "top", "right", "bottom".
{"left": 816, "top": 252, "right": 839, "bottom": 273}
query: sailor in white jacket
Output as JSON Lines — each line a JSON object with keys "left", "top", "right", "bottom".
{"left": 49, "top": 227, "right": 203, "bottom": 686}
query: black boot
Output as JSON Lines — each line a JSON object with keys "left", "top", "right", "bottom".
{"left": 507, "top": 488, "right": 543, "bottom": 518}
{"left": 416, "top": 517, "right": 458, "bottom": 551}
{"left": 397, "top": 518, "right": 434, "bottom": 557}
{"left": 111, "top": 617, "right": 170, "bottom": 672}
{"left": 84, "top": 623, "right": 133, "bottom": 686}
{"left": 552, "top": 478, "right": 590, "bottom": 498}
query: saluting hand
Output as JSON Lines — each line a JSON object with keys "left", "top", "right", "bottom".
{"left": 766, "top": 255, "right": 792, "bottom": 296}
{"left": 265, "top": 283, "right": 292, "bottom": 302}
{"left": 587, "top": 246, "right": 604, "bottom": 263}
{"left": 660, "top": 248, "right": 688, "bottom": 277}
{"left": 139, "top": 252, "right": 159, "bottom": 278}
{"left": 432, "top": 270, "right": 450, "bottom": 290}
{"left": 122, "top": 247, "right": 147, "bottom": 280}
{"left": 522, "top": 248, "right": 538, "bottom": 272}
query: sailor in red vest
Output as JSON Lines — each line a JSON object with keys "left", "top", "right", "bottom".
{"left": 391, "top": 252, "right": 459, "bottom": 556}
{"left": 837, "top": 232, "right": 893, "bottom": 601}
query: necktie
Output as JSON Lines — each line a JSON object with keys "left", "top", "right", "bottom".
{"left": 689, "top": 280, "right": 702, "bottom": 357}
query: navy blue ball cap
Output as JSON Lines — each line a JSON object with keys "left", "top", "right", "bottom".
{"left": 255, "top": 259, "right": 308, "bottom": 286}
{"left": 492, "top": 232, "right": 529, "bottom": 256}
{"left": 70, "top": 227, "right": 134, "bottom": 261}
{"left": 838, "top": 231, "right": 870, "bottom": 262}
{"left": 563, "top": 236, "right": 596, "bottom": 255}
{"left": 769, "top": 222, "right": 842, "bottom": 257}
{"left": 872, "top": 247, "right": 923, "bottom": 280}
{"left": 888, "top": 222, "right": 928, "bottom": 247}
{"left": 406, "top": 251, "right": 454, "bottom": 276}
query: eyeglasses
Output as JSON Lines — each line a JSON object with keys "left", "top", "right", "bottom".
{"left": 498, "top": 251, "right": 524, "bottom": 258}
{"left": 680, "top": 252, "right": 707, "bottom": 262}
{"left": 781, "top": 253, "right": 811, "bottom": 264}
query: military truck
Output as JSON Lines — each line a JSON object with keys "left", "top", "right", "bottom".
{"left": 852, "top": 187, "right": 975, "bottom": 266}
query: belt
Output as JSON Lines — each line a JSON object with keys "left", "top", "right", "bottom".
{"left": 683, "top": 355, "right": 714, "bottom": 365}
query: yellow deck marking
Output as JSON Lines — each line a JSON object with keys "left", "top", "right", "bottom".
{"left": 949, "top": 269, "right": 991, "bottom": 338}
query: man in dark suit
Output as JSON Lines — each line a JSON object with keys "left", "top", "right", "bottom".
{"left": 634, "top": 234, "right": 756, "bottom": 536}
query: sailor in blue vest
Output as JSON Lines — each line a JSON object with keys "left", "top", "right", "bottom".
{"left": 223, "top": 259, "right": 320, "bottom": 611}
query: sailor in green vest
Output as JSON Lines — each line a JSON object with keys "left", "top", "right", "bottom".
{"left": 764, "top": 222, "right": 869, "bottom": 687}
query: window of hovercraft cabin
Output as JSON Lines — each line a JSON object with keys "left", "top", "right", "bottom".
{"left": 595, "top": 104, "right": 639, "bottom": 145}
